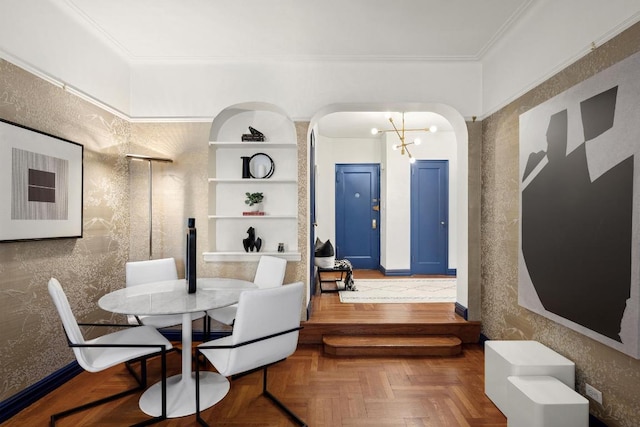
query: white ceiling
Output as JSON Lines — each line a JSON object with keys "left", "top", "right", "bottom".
{"left": 5, "top": 0, "right": 639, "bottom": 126}
{"left": 60, "top": 0, "right": 527, "bottom": 135}
{"left": 63, "top": 0, "right": 532, "bottom": 61}
{"left": 317, "top": 111, "right": 454, "bottom": 138}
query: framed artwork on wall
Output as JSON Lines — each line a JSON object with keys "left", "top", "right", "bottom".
{"left": 518, "top": 50, "right": 640, "bottom": 359}
{"left": 0, "top": 118, "right": 83, "bottom": 242}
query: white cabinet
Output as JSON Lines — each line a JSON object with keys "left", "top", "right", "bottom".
{"left": 204, "top": 107, "right": 300, "bottom": 262}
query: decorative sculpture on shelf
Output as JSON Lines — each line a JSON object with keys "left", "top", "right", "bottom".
{"left": 186, "top": 218, "right": 197, "bottom": 294}
{"left": 242, "top": 226, "right": 262, "bottom": 252}
{"left": 241, "top": 126, "right": 265, "bottom": 142}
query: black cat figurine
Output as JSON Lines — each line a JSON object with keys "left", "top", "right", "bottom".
{"left": 242, "top": 227, "right": 262, "bottom": 252}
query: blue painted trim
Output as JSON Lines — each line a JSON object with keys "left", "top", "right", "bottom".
{"left": 306, "top": 300, "right": 314, "bottom": 320}
{"left": 0, "top": 361, "right": 83, "bottom": 423}
{"left": 160, "top": 329, "right": 183, "bottom": 341}
{"left": 0, "top": 329, "right": 231, "bottom": 424}
{"left": 160, "top": 329, "right": 229, "bottom": 342}
{"left": 379, "top": 268, "right": 412, "bottom": 276}
{"left": 379, "top": 266, "right": 456, "bottom": 277}
{"left": 454, "top": 302, "right": 468, "bottom": 320}
{"left": 479, "top": 333, "right": 490, "bottom": 346}
{"left": 589, "top": 414, "right": 609, "bottom": 427}
{"left": 380, "top": 266, "right": 456, "bottom": 277}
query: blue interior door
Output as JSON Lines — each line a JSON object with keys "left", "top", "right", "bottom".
{"left": 411, "top": 160, "right": 449, "bottom": 274}
{"left": 335, "top": 164, "right": 380, "bottom": 269}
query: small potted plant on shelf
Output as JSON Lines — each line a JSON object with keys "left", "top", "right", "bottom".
{"left": 244, "top": 192, "right": 264, "bottom": 215}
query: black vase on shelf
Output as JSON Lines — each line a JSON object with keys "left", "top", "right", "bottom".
{"left": 241, "top": 156, "right": 251, "bottom": 179}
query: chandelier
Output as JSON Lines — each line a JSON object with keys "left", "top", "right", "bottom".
{"left": 371, "top": 112, "right": 438, "bottom": 163}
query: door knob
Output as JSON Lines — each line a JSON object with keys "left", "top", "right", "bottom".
{"left": 372, "top": 219, "right": 377, "bottom": 229}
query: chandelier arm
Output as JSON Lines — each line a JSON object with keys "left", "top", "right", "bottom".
{"left": 375, "top": 127, "right": 431, "bottom": 134}
{"left": 405, "top": 145, "right": 413, "bottom": 158}
{"left": 403, "top": 128, "right": 432, "bottom": 132}
{"left": 388, "top": 118, "right": 404, "bottom": 144}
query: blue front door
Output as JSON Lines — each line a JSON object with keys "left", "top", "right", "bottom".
{"left": 335, "top": 164, "right": 380, "bottom": 269}
{"left": 411, "top": 160, "right": 449, "bottom": 274}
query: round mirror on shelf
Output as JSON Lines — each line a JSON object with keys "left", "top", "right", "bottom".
{"left": 249, "top": 153, "right": 275, "bottom": 179}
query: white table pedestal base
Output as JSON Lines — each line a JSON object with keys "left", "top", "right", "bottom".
{"left": 98, "top": 282, "right": 254, "bottom": 419}
{"left": 139, "top": 372, "right": 230, "bottom": 418}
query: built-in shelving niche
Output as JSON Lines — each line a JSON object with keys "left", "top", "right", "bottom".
{"left": 205, "top": 102, "right": 300, "bottom": 262}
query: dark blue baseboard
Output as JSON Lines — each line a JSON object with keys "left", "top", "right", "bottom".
{"left": 0, "top": 329, "right": 228, "bottom": 424}
{"left": 378, "top": 267, "right": 412, "bottom": 276}
{"left": 159, "top": 329, "right": 229, "bottom": 342}
{"left": 454, "top": 302, "right": 468, "bottom": 320}
{"left": 0, "top": 360, "right": 83, "bottom": 423}
{"left": 479, "top": 333, "right": 490, "bottom": 346}
{"left": 378, "top": 266, "right": 457, "bottom": 277}
{"left": 589, "top": 414, "right": 609, "bottom": 427}
{"left": 306, "top": 300, "right": 314, "bottom": 320}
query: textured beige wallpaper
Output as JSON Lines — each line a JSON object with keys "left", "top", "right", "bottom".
{"left": 0, "top": 60, "right": 131, "bottom": 401}
{"left": 481, "top": 22, "right": 640, "bottom": 427}
{"left": 128, "top": 121, "right": 309, "bottom": 291}
{"left": 0, "top": 63, "right": 311, "bottom": 403}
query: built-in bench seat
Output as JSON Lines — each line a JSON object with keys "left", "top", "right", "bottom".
{"left": 484, "top": 340, "right": 576, "bottom": 414}
{"left": 507, "top": 375, "right": 588, "bottom": 427}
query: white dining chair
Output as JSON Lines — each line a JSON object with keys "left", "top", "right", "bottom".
{"left": 125, "top": 257, "right": 205, "bottom": 328}
{"left": 48, "top": 278, "right": 172, "bottom": 426}
{"left": 195, "top": 282, "right": 306, "bottom": 427}
{"left": 206, "top": 255, "right": 287, "bottom": 327}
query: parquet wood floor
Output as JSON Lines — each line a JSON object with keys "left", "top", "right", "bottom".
{"left": 3, "top": 271, "right": 506, "bottom": 426}
{"left": 3, "top": 344, "right": 506, "bottom": 426}
{"left": 309, "top": 270, "right": 461, "bottom": 324}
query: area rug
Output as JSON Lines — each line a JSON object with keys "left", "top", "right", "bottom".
{"left": 338, "top": 278, "right": 456, "bottom": 303}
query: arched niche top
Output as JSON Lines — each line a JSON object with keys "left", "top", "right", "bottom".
{"left": 210, "top": 102, "right": 296, "bottom": 142}
{"left": 309, "top": 102, "right": 468, "bottom": 143}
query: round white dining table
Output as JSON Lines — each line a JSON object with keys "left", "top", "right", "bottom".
{"left": 98, "top": 277, "right": 256, "bottom": 418}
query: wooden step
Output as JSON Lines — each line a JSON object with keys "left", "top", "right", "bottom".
{"left": 300, "top": 321, "right": 481, "bottom": 345}
{"left": 322, "top": 334, "right": 462, "bottom": 357}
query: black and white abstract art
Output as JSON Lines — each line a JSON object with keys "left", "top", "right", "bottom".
{"left": 519, "top": 50, "right": 640, "bottom": 358}
{"left": 0, "top": 119, "right": 83, "bottom": 242}
{"left": 11, "top": 148, "right": 69, "bottom": 220}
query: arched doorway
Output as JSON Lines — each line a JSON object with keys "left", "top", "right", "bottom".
{"left": 307, "top": 103, "right": 474, "bottom": 319}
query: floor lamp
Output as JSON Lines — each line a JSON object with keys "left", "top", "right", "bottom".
{"left": 126, "top": 154, "right": 173, "bottom": 260}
